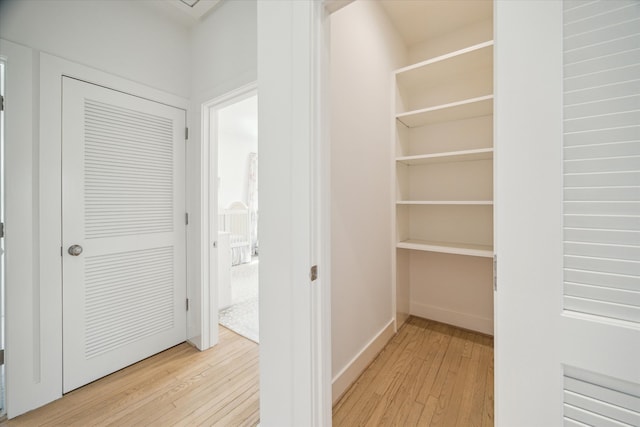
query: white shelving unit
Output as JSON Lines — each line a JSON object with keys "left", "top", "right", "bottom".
{"left": 392, "top": 3, "right": 494, "bottom": 335}
{"left": 394, "top": 40, "right": 494, "bottom": 257}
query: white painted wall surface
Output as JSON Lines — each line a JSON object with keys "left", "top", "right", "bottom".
{"left": 329, "top": 0, "right": 406, "bottom": 399}
{"left": 0, "top": 0, "right": 190, "bottom": 98}
{"left": 187, "top": 0, "right": 257, "bottom": 349}
{"left": 217, "top": 95, "right": 258, "bottom": 209}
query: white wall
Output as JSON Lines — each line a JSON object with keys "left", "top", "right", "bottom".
{"left": 217, "top": 95, "right": 258, "bottom": 209}
{"left": 330, "top": 0, "right": 406, "bottom": 400}
{"left": 0, "top": 0, "right": 190, "bottom": 97}
{"left": 186, "top": 0, "right": 257, "bottom": 348}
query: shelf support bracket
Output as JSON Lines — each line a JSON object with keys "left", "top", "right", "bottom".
{"left": 493, "top": 254, "right": 497, "bottom": 291}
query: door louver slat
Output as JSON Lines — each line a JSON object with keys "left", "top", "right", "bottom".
{"left": 84, "top": 247, "right": 174, "bottom": 359}
{"left": 562, "top": 0, "right": 640, "bottom": 326}
{"left": 84, "top": 99, "right": 174, "bottom": 239}
{"left": 564, "top": 368, "right": 640, "bottom": 426}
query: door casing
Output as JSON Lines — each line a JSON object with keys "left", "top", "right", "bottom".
{"left": 199, "top": 82, "right": 257, "bottom": 351}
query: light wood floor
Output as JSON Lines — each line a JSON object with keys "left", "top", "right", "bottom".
{"left": 1, "top": 327, "right": 259, "bottom": 427}
{"left": 3, "top": 318, "right": 493, "bottom": 426}
{"left": 333, "top": 316, "right": 494, "bottom": 427}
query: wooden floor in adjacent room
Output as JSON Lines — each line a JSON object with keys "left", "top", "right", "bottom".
{"left": 1, "top": 327, "right": 259, "bottom": 427}
{"left": 333, "top": 316, "right": 494, "bottom": 427}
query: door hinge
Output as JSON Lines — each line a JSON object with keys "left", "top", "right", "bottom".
{"left": 0, "top": 349, "right": 4, "bottom": 366}
{"left": 310, "top": 265, "right": 318, "bottom": 282}
{"left": 185, "top": 127, "right": 189, "bottom": 140}
{"left": 186, "top": 298, "right": 189, "bottom": 311}
{"left": 185, "top": 213, "right": 189, "bottom": 225}
{"left": 493, "top": 254, "right": 497, "bottom": 291}
{"left": 0, "top": 222, "right": 4, "bottom": 238}
{"left": 0, "top": 94, "right": 4, "bottom": 112}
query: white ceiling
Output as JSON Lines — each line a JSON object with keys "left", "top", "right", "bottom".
{"left": 379, "top": 0, "right": 493, "bottom": 47}
{"left": 138, "top": 0, "right": 222, "bottom": 27}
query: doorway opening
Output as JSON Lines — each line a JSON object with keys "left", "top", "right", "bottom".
{"left": 201, "top": 82, "right": 258, "bottom": 350}
{"left": 215, "top": 94, "right": 259, "bottom": 343}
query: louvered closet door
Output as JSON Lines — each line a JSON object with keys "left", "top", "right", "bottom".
{"left": 497, "top": 1, "right": 640, "bottom": 425}
{"left": 61, "top": 77, "right": 186, "bottom": 393}
{"left": 561, "top": 1, "right": 640, "bottom": 424}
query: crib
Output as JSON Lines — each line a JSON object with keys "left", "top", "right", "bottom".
{"left": 219, "top": 201, "right": 251, "bottom": 265}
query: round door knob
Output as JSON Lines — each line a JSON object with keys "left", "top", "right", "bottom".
{"left": 68, "top": 245, "right": 83, "bottom": 256}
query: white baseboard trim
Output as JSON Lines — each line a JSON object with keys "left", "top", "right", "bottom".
{"left": 410, "top": 302, "right": 494, "bottom": 336}
{"left": 331, "top": 319, "right": 395, "bottom": 404}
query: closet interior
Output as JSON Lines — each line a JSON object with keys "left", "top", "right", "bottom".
{"left": 386, "top": 0, "right": 495, "bottom": 335}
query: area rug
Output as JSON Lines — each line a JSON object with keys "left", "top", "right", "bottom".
{"left": 219, "top": 258, "right": 259, "bottom": 343}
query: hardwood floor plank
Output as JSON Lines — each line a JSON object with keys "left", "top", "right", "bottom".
{"left": 428, "top": 366, "right": 459, "bottom": 426}
{"left": 482, "top": 345, "right": 495, "bottom": 427}
{"left": 387, "top": 342, "right": 430, "bottom": 426}
{"left": 173, "top": 359, "right": 259, "bottom": 425}
{"left": 416, "top": 395, "right": 438, "bottom": 426}
{"left": 332, "top": 322, "right": 412, "bottom": 425}
{"left": 414, "top": 323, "right": 454, "bottom": 405}
{"left": 13, "top": 344, "right": 195, "bottom": 426}
{"left": 402, "top": 400, "right": 425, "bottom": 427}
{"left": 1, "top": 327, "right": 259, "bottom": 427}
{"left": 98, "top": 341, "right": 257, "bottom": 426}
{"left": 455, "top": 335, "right": 485, "bottom": 427}
{"left": 374, "top": 321, "right": 422, "bottom": 395}
{"left": 333, "top": 316, "right": 494, "bottom": 427}
{"left": 411, "top": 322, "right": 450, "bottom": 403}
{"left": 441, "top": 350, "right": 473, "bottom": 426}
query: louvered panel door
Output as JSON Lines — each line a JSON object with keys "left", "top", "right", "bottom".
{"left": 62, "top": 77, "right": 186, "bottom": 393}
{"left": 561, "top": 1, "right": 640, "bottom": 424}
{"left": 496, "top": 1, "right": 640, "bottom": 425}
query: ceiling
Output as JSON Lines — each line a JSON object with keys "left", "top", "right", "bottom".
{"left": 139, "top": 0, "right": 222, "bottom": 27}
{"left": 379, "top": 0, "right": 493, "bottom": 46}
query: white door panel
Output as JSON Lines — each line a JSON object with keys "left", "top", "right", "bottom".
{"left": 62, "top": 77, "right": 186, "bottom": 393}
{"left": 496, "top": 1, "right": 640, "bottom": 425}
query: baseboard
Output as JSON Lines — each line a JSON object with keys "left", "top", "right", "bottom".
{"left": 410, "top": 302, "right": 494, "bottom": 336}
{"left": 331, "top": 319, "right": 395, "bottom": 405}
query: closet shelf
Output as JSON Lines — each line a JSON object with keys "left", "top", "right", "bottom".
{"left": 395, "top": 41, "right": 493, "bottom": 90}
{"left": 396, "top": 239, "right": 493, "bottom": 258}
{"left": 396, "top": 95, "right": 493, "bottom": 128}
{"left": 396, "top": 200, "right": 493, "bottom": 205}
{"left": 397, "top": 148, "right": 493, "bottom": 165}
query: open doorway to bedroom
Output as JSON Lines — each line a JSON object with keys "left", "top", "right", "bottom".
{"left": 213, "top": 91, "right": 259, "bottom": 344}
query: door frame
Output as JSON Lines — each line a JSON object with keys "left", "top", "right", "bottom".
{"left": 0, "top": 39, "right": 34, "bottom": 419}
{"left": 255, "top": 1, "right": 332, "bottom": 424}
{"left": 199, "top": 82, "right": 257, "bottom": 350}
{"left": 494, "top": 1, "right": 563, "bottom": 424}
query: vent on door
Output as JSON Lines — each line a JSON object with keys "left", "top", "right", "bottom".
{"left": 562, "top": 0, "right": 640, "bottom": 324}
{"left": 84, "top": 99, "right": 174, "bottom": 239}
{"left": 85, "top": 246, "right": 174, "bottom": 359}
{"left": 564, "top": 366, "right": 640, "bottom": 426}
